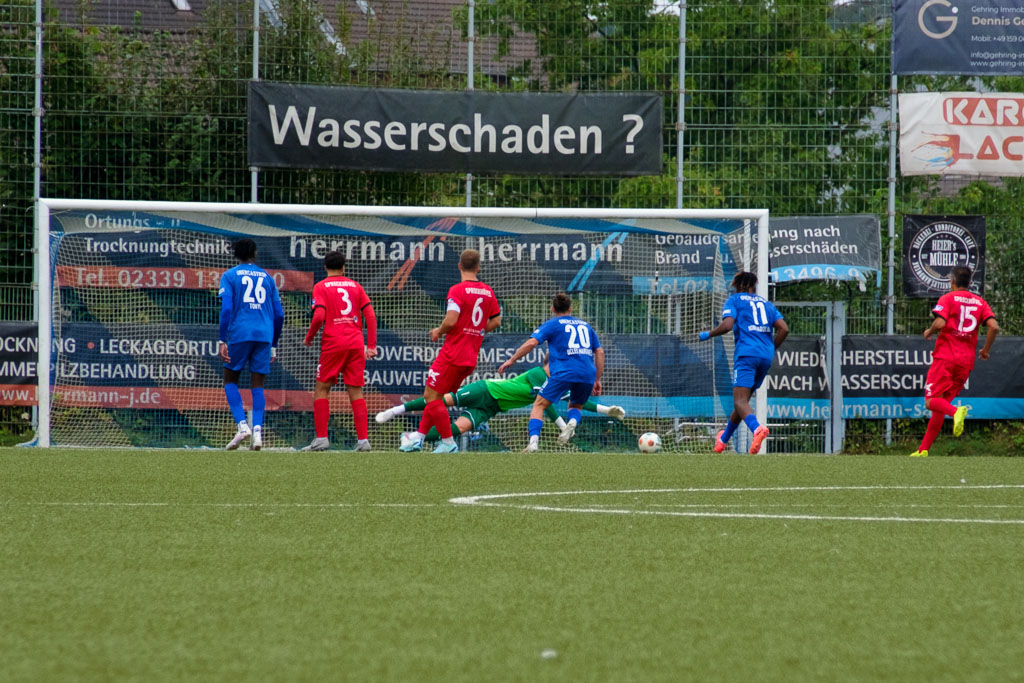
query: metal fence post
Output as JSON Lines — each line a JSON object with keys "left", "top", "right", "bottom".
{"left": 676, "top": 1, "right": 686, "bottom": 209}
{"left": 831, "top": 301, "right": 846, "bottom": 453}
{"left": 885, "top": 73, "right": 898, "bottom": 444}
{"left": 250, "top": 0, "right": 261, "bottom": 203}
{"left": 465, "top": 0, "right": 474, "bottom": 209}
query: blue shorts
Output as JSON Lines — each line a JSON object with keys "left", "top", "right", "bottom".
{"left": 539, "top": 376, "right": 593, "bottom": 405}
{"left": 732, "top": 356, "right": 772, "bottom": 390}
{"left": 224, "top": 341, "right": 272, "bottom": 375}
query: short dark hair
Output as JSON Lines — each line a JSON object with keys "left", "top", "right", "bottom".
{"left": 732, "top": 271, "right": 758, "bottom": 292}
{"left": 233, "top": 238, "right": 257, "bottom": 261}
{"left": 324, "top": 251, "right": 346, "bottom": 271}
{"left": 951, "top": 265, "right": 972, "bottom": 288}
{"left": 459, "top": 249, "right": 481, "bottom": 272}
{"left": 552, "top": 292, "right": 572, "bottom": 313}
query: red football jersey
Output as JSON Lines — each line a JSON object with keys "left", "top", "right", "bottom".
{"left": 311, "top": 277, "right": 372, "bottom": 351}
{"left": 436, "top": 280, "right": 500, "bottom": 366}
{"left": 931, "top": 290, "right": 994, "bottom": 369}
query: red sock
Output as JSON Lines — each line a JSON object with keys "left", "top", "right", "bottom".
{"left": 314, "top": 398, "right": 330, "bottom": 439}
{"left": 426, "top": 399, "right": 453, "bottom": 439}
{"left": 416, "top": 408, "right": 432, "bottom": 437}
{"left": 920, "top": 411, "right": 946, "bottom": 451}
{"left": 352, "top": 398, "right": 368, "bottom": 440}
{"left": 928, "top": 397, "right": 957, "bottom": 417}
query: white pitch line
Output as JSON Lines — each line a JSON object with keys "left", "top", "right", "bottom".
{"left": 448, "top": 485, "right": 1024, "bottom": 525}
{"left": 0, "top": 501, "right": 438, "bottom": 509}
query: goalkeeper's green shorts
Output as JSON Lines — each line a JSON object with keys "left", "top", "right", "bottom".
{"left": 450, "top": 381, "right": 501, "bottom": 429}
{"left": 459, "top": 405, "right": 500, "bottom": 430}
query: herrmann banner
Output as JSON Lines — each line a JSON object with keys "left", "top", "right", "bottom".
{"left": 769, "top": 215, "right": 881, "bottom": 284}
{"left": 900, "top": 92, "right": 1024, "bottom": 176}
{"left": 902, "top": 215, "right": 985, "bottom": 298}
{"left": 0, "top": 321, "right": 39, "bottom": 406}
{"left": 248, "top": 82, "right": 663, "bottom": 175}
{"left": 8, "top": 323, "right": 1020, "bottom": 420}
{"left": 893, "top": 0, "right": 1024, "bottom": 75}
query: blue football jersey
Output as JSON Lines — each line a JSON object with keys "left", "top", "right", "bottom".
{"left": 531, "top": 316, "right": 601, "bottom": 382}
{"left": 721, "top": 293, "right": 783, "bottom": 361}
{"left": 218, "top": 265, "right": 284, "bottom": 345}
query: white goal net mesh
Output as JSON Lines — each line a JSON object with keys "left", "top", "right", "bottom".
{"left": 42, "top": 206, "right": 759, "bottom": 451}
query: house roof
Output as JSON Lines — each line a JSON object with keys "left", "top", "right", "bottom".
{"left": 48, "top": 0, "right": 539, "bottom": 80}
{"left": 342, "top": 0, "right": 538, "bottom": 78}
{"left": 49, "top": 0, "right": 208, "bottom": 32}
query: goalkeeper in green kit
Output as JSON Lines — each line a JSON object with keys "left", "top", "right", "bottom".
{"left": 375, "top": 363, "right": 625, "bottom": 446}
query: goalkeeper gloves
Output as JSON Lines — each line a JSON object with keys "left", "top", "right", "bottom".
{"left": 698, "top": 331, "right": 710, "bottom": 341}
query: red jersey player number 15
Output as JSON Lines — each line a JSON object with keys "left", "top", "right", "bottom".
{"left": 930, "top": 288, "right": 995, "bottom": 370}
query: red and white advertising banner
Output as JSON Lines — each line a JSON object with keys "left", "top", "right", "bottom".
{"left": 899, "top": 92, "right": 1024, "bottom": 176}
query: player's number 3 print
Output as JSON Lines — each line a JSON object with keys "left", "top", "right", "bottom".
{"left": 242, "top": 275, "right": 267, "bottom": 304}
{"left": 335, "top": 287, "right": 353, "bottom": 315}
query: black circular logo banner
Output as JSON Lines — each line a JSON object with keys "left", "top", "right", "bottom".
{"left": 902, "top": 215, "right": 985, "bottom": 298}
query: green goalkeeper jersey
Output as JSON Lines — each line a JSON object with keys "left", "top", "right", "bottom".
{"left": 485, "top": 366, "right": 550, "bottom": 412}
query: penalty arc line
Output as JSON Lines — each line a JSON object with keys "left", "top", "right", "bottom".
{"left": 448, "top": 485, "right": 1024, "bottom": 525}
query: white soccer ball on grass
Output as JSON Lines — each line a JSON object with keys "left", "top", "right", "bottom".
{"left": 638, "top": 432, "right": 662, "bottom": 453}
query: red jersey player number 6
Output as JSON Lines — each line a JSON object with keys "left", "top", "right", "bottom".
{"left": 401, "top": 249, "right": 502, "bottom": 454}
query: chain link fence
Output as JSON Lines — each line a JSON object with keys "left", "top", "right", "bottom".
{"left": 1, "top": 0, "right": 1021, "bottom": 445}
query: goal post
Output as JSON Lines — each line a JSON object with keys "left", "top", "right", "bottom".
{"left": 35, "top": 199, "right": 769, "bottom": 450}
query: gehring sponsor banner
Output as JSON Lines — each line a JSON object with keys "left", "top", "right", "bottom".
{"left": 899, "top": 92, "right": 1024, "bottom": 176}
{"left": 893, "top": 0, "right": 1024, "bottom": 75}
{"left": 248, "top": 82, "right": 663, "bottom": 175}
{"left": 902, "top": 215, "right": 985, "bottom": 298}
{"left": 768, "top": 215, "right": 881, "bottom": 284}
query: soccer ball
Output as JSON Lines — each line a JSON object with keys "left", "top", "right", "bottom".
{"left": 638, "top": 432, "right": 662, "bottom": 453}
{"left": 399, "top": 431, "right": 416, "bottom": 448}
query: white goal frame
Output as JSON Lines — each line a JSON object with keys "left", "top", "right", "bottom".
{"left": 35, "top": 199, "right": 770, "bottom": 449}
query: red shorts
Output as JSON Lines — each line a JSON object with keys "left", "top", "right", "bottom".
{"left": 925, "top": 359, "right": 970, "bottom": 401}
{"left": 316, "top": 347, "right": 365, "bottom": 386}
{"left": 426, "top": 361, "right": 475, "bottom": 394}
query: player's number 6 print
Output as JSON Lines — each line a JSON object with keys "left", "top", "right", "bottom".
{"left": 471, "top": 297, "right": 485, "bottom": 326}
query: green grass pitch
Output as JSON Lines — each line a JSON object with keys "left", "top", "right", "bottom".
{"left": 1, "top": 448, "right": 1022, "bottom": 681}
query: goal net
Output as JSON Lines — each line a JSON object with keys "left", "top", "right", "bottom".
{"left": 35, "top": 201, "right": 768, "bottom": 451}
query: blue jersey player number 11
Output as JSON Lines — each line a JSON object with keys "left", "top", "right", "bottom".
{"left": 699, "top": 271, "right": 788, "bottom": 455}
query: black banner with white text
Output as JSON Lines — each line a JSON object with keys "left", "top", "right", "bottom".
{"left": 248, "top": 82, "right": 663, "bottom": 175}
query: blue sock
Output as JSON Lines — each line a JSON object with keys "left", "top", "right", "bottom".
{"left": 567, "top": 408, "right": 581, "bottom": 424}
{"left": 224, "top": 383, "right": 246, "bottom": 424}
{"left": 744, "top": 414, "right": 760, "bottom": 433}
{"left": 721, "top": 419, "right": 740, "bottom": 443}
{"left": 252, "top": 387, "right": 265, "bottom": 429}
{"left": 528, "top": 418, "right": 544, "bottom": 438}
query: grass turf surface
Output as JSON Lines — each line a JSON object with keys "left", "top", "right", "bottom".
{"left": 1, "top": 449, "right": 1023, "bottom": 682}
